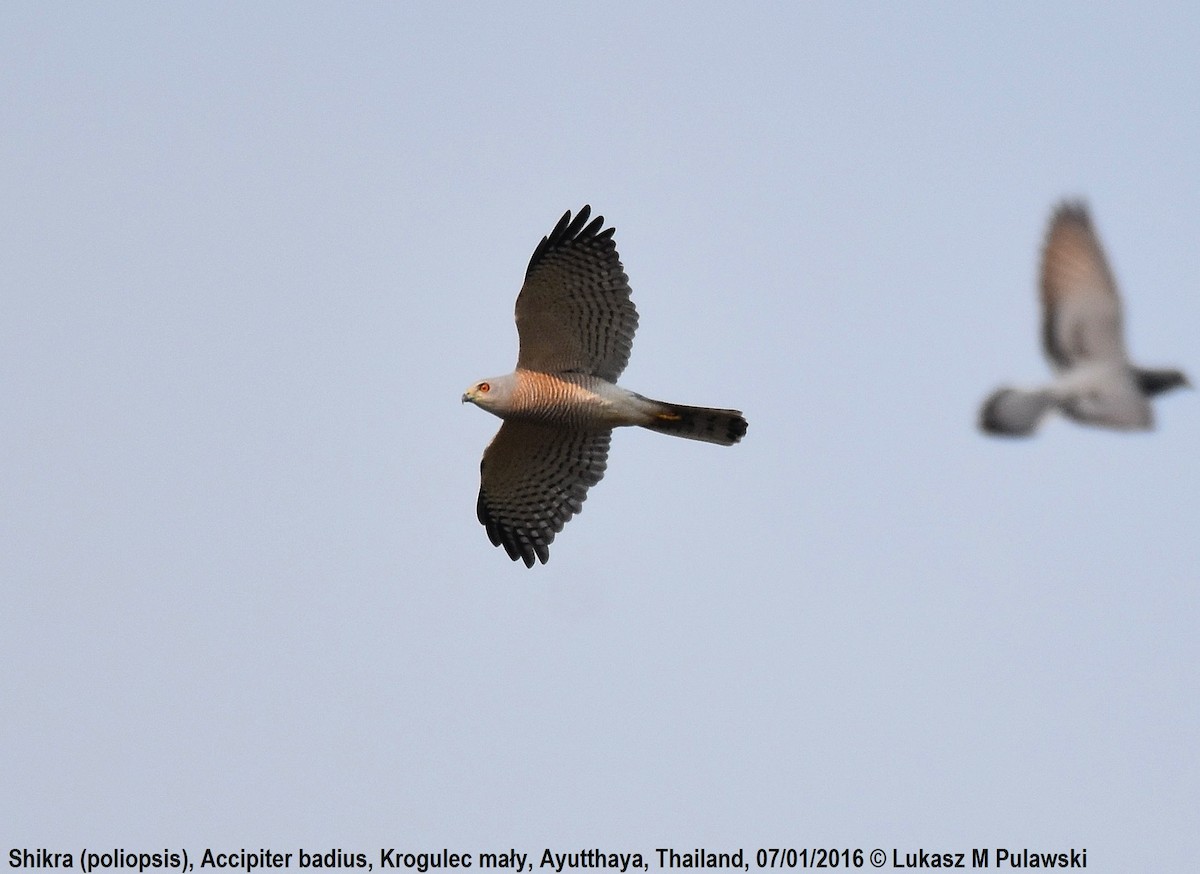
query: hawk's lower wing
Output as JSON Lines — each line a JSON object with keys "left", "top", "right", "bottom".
{"left": 476, "top": 422, "right": 611, "bottom": 567}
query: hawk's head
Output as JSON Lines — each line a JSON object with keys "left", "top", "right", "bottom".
{"left": 462, "top": 374, "right": 517, "bottom": 418}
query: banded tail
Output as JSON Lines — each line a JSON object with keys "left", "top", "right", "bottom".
{"left": 639, "top": 399, "right": 748, "bottom": 446}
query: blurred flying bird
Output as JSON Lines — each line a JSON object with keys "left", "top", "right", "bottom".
{"left": 980, "top": 201, "right": 1189, "bottom": 436}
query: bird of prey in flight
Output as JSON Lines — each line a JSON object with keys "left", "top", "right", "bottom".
{"left": 463, "top": 206, "right": 747, "bottom": 566}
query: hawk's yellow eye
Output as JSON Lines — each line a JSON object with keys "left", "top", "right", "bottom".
{"left": 478, "top": 382, "right": 490, "bottom": 393}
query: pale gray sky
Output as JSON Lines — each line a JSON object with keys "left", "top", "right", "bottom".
{"left": 3, "top": 3, "right": 1197, "bottom": 865}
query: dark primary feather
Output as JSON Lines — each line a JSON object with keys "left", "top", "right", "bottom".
{"left": 525, "top": 205, "right": 612, "bottom": 278}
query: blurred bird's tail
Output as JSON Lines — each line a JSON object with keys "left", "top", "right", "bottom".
{"left": 638, "top": 397, "right": 748, "bottom": 446}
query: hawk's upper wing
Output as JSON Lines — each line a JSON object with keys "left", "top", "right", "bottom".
{"left": 514, "top": 206, "right": 638, "bottom": 382}
{"left": 476, "top": 421, "right": 611, "bottom": 567}
{"left": 1040, "top": 201, "right": 1128, "bottom": 370}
